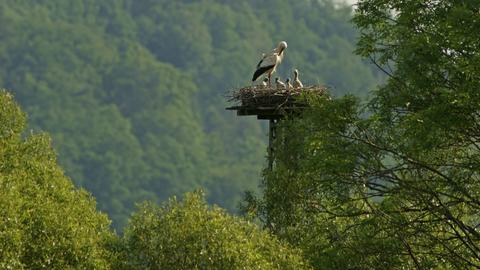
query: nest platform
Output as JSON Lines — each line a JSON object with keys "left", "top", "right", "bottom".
{"left": 226, "top": 85, "right": 327, "bottom": 120}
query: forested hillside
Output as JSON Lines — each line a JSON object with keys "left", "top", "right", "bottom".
{"left": 0, "top": 0, "right": 380, "bottom": 228}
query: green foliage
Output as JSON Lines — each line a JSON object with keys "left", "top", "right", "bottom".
{"left": 119, "top": 191, "right": 312, "bottom": 270}
{"left": 0, "top": 0, "right": 380, "bottom": 229}
{"left": 0, "top": 89, "right": 311, "bottom": 269}
{"left": 0, "top": 90, "right": 113, "bottom": 269}
{"left": 248, "top": 1, "right": 480, "bottom": 269}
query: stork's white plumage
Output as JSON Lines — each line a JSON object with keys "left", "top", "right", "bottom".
{"left": 275, "top": 77, "right": 286, "bottom": 89}
{"left": 293, "top": 69, "right": 303, "bottom": 88}
{"left": 252, "top": 41, "right": 288, "bottom": 86}
{"left": 285, "top": 78, "right": 293, "bottom": 90}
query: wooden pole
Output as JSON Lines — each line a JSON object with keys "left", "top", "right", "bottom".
{"left": 268, "top": 119, "right": 276, "bottom": 171}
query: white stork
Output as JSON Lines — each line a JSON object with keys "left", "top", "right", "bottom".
{"left": 275, "top": 77, "right": 286, "bottom": 89}
{"left": 252, "top": 41, "right": 288, "bottom": 86}
{"left": 285, "top": 78, "right": 293, "bottom": 90}
{"left": 293, "top": 69, "right": 303, "bottom": 88}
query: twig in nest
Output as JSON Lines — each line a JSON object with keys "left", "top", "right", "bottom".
{"left": 226, "top": 85, "right": 328, "bottom": 108}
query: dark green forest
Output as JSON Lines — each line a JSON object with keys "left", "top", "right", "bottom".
{"left": 2, "top": 0, "right": 479, "bottom": 269}
{"left": 0, "top": 0, "right": 380, "bottom": 229}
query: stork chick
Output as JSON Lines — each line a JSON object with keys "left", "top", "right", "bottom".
{"left": 252, "top": 41, "right": 288, "bottom": 86}
{"left": 285, "top": 78, "right": 293, "bottom": 90}
{"left": 261, "top": 77, "right": 269, "bottom": 87}
{"left": 275, "top": 77, "right": 286, "bottom": 89}
{"left": 293, "top": 69, "right": 303, "bottom": 88}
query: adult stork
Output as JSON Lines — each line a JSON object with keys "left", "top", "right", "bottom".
{"left": 252, "top": 41, "right": 288, "bottom": 86}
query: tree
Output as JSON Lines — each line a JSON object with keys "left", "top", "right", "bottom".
{"left": 0, "top": 90, "right": 114, "bottom": 269}
{"left": 353, "top": 0, "right": 480, "bottom": 267}
{"left": 247, "top": 0, "right": 480, "bottom": 269}
{"left": 119, "top": 191, "right": 312, "bottom": 270}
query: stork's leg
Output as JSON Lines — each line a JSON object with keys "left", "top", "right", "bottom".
{"left": 268, "top": 73, "right": 272, "bottom": 87}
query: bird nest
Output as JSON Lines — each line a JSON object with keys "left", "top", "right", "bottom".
{"left": 227, "top": 85, "right": 328, "bottom": 108}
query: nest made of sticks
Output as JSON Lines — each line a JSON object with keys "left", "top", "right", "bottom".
{"left": 227, "top": 85, "right": 328, "bottom": 108}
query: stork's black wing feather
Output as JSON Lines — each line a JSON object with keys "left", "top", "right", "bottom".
{"left": 256, "top": 58, "right": 264, "bottom": 69}
{"left": 252, "top": 65, "right": 275, "bottom": 81}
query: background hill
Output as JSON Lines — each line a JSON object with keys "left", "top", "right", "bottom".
{"left": 0, "top": 0, "right": 380, "bottom": 228}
